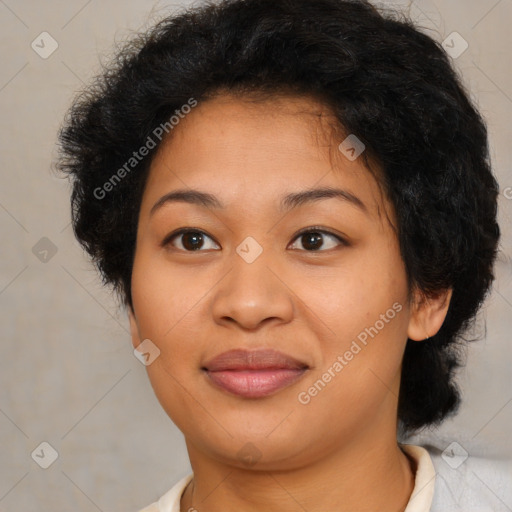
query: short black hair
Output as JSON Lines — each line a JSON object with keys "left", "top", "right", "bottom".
{"left": 56, "top": 0, "right": 500, "bottom": 434}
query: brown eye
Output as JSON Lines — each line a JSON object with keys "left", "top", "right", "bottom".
{"left": 301, "top": 232, "right": 323, "bottom": 251}
{"left": 163, "top": 229, "right": 220, "bottom": 251}
{"left": 288, "top": 229, "right": 346, "bottom": 251}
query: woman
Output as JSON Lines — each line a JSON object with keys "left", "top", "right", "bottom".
{"left": 56, "top": 0, "right": 501, "bottom": 510}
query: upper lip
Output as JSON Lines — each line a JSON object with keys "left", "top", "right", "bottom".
{"left": 202, "top": 349, "right": 309, "bottom": 371}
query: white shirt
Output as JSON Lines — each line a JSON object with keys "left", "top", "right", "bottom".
{"left": 137, "top": 443, "right": 508, "bottom": 511}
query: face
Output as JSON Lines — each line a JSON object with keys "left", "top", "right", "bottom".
{"left": 129, "top": 93, "right": 450, "bottom": 470}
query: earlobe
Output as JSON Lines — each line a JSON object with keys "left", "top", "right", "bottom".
{"left": 128, "top": 308, "right": 142, "bottom": 350}
{"left": 407, "top": 288, "right": 453, "bottom": 341}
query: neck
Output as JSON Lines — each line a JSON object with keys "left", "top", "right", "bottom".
{"left": 180, "top": 430, "right": 415, "bottom": 512}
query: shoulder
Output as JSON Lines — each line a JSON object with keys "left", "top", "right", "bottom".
{"left": 136, "top": 474, "right": 194, "bottom": 512}
{"left": 413, "top": 443, "right": 511, "bottom": 512}
{"left": 137, "top": 503, "right": 160, "bottom": 512}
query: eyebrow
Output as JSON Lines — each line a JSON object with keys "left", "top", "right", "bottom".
{"left": 149, "top": 186, "right": 368, "bottom": 217}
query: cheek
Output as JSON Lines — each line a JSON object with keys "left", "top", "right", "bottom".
{"left": 131, "top": 251, "right": 205, "bottom": 429}
{"left": 131, "top": 246, "right": 209, "bottom": 341}
{"left": 292, "top": 244, "right": 410, "bottom": 398}
{"left": 293, "top": 246, "right": 409, "bottom": 343}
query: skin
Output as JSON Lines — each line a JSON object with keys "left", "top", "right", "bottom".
{"left": 128, "top": 93, "right": 452, "bottom": 512}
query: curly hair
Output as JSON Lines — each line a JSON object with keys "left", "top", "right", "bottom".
{"left": 55, "top": 0, "right": 500, "bottom": 434}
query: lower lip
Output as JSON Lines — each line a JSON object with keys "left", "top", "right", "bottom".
{"left": 204, "top": 368, "right": 307, "bottom": 398}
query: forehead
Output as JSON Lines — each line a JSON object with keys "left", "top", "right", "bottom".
{"left": 141, "top": 93, "right": 392, "bottom": 223}
{"left": 155, "top": 92, "right": 343, "bottom": 166}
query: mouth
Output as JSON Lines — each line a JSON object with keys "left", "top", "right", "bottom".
{"left": 202, "top": 348, "right": 309, "bottom": 398}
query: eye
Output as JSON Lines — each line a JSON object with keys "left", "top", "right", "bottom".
{"left": 162, "top": 228, "right": 220, "bottom": 251}
{"left": 162, "top": 226, "right": 347, "bottom": 252}
{"left": 288, "top": 228, "right": 346, "bottom": 251}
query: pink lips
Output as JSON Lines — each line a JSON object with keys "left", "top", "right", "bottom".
{"left": 202, "top": 349, "right": 309, "bottom": 398}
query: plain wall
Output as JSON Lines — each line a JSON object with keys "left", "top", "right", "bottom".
{"left": 1, "top": 0, "right": 511, "bottom": 510}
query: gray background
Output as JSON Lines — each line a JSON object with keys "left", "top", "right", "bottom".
{"left": 0, "top": 0, "right": 511, "bottom": 510}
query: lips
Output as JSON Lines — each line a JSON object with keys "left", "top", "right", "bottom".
{"left": 202, "top": 349, "right": 309, "bottom": 398}
{"left": 203, "top": 349, "right": 308, "bottom": 372}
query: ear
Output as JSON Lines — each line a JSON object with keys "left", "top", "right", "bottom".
{"left": 128, "top": 307, "right": 142, "bottom": 350}
{"left": 407, "top": 288, "right": 453, "bottom": 341}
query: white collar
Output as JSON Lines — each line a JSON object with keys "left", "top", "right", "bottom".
{"left": 401, "top": 444, "right": 436, "bottom": 512}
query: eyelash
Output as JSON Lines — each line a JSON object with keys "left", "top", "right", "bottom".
{"left": 161, "top": 226, "right": 348, "bottom": 252}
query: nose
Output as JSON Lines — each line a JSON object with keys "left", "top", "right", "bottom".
{"left": 210, "top": 247, "right": 295, "bottom": 331}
